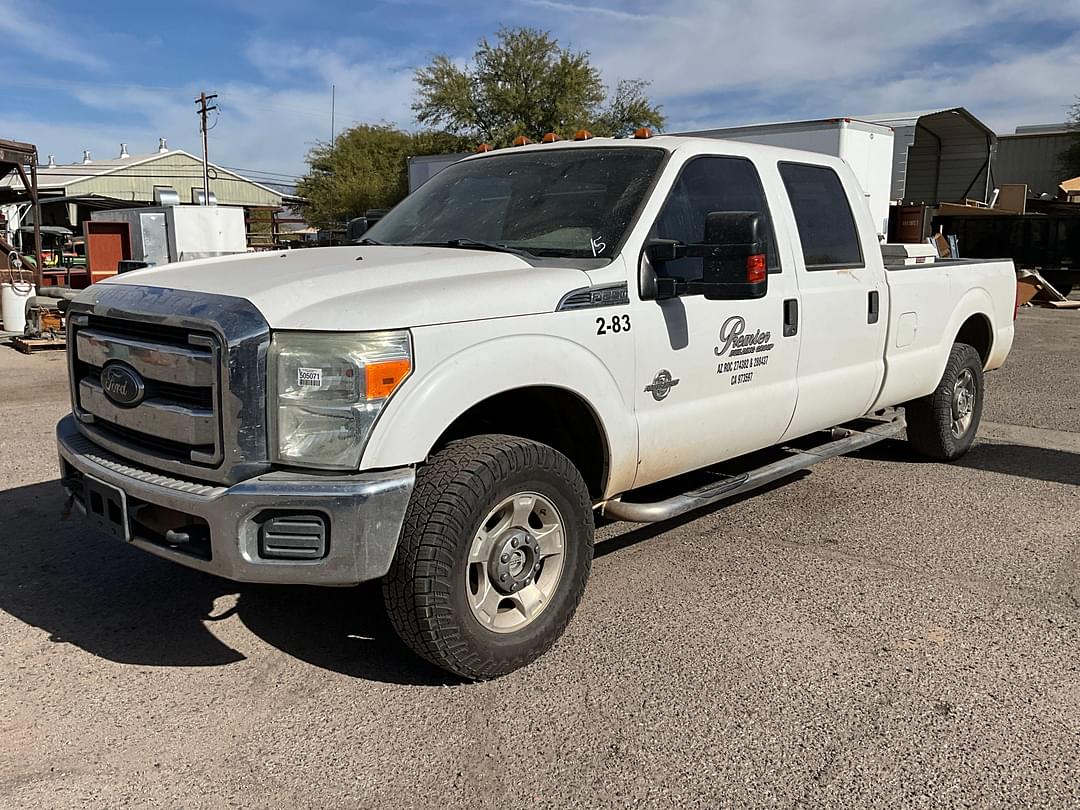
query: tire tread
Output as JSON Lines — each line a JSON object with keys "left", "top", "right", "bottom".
{"left": 382, "top": 434, "right": 593, "bottom": 679}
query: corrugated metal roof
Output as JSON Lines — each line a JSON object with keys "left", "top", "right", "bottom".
{"left": 1009, "top": 123, "right": 1071, "bottom": 137}
{"left": 0, "top": 149, "right": 283, "bottom": 200}
{"left": 857, "top": 107, "right": 995, "bottom": 139}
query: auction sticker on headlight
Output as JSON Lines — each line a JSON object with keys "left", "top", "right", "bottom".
{"left": 298, "top": 367, "right": 323, "bottom": 387}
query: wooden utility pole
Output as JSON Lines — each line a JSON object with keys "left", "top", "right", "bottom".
{"left": 195, "top": 91, "right": 218, "bottom": 205}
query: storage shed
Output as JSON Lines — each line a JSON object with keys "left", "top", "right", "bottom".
{"left": 858, "top": 108, "right": 996, "bottom": 205}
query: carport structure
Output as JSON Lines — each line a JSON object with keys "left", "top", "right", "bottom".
{"left": 860, "top": 107, "right": 996, "bottom": 206}
{"left": 0, "top": 139, "right": 42, "bottom": 288}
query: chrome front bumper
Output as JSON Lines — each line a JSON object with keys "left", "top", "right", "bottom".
{"left": 57, "top": 415, "right": 415, "bottom": 586}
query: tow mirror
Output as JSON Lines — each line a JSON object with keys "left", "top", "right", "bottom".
{"left": 643, "top": 211, "right": 769, "bottom": 301}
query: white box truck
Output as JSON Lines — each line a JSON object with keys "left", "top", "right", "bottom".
{"left": 678, "top": 118, "right": 895, "bottom": 239}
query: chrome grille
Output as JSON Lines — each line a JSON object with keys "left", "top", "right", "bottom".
{"left": 66, "top": 284, "right": 272, "bottom": 486}
{"left": 72, "top": 317, "right": 222, "bottom": 467}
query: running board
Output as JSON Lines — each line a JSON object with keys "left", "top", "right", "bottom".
{"left": 600, "top": 413, "right": 906, "bottom": 524}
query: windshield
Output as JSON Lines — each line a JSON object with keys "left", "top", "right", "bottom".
{"left": 366, "top": 146, "right": 666, "bottom": 261}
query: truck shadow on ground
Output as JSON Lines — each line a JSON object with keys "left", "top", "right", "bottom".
{"left": 857, "top": 438, "right": 1080, "bottom": 487}
{"left": 0, "top": 479, "right": 455, "bottom": 686}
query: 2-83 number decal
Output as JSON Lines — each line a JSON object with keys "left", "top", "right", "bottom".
{"left": 596, "top": 314, "right": 631, "bottom": 335}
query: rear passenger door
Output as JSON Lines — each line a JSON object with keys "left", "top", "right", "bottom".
{"left": 777, "top": 162, "right": 887, "bottom": 440}
{"left": 631, "top": 155, "right": 802, "bottom": 488}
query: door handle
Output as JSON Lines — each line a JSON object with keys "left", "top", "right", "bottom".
{"left": 783, "top": 298, "right": 798, "bottom": 337}
{"left": 868, "top": 290, "right": 880, "bottom": 324}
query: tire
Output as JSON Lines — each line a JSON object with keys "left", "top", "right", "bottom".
{"left": 905, "top": 342, "right": 984, "bottom": 461}
{"left": 382, "top": 435, "right": 594, "bottom": 680}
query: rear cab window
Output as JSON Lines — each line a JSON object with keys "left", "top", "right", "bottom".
{"left": 779, "top": 163, "right": 864, "bottom": 270}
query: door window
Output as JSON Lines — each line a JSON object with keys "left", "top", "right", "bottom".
{"left": 779, "top": 163, "right": 864, "bottom": 270}
{"left": 652, "top": 156, "right": 781, "bottom": 283}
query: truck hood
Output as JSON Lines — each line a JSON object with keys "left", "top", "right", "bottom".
{"left": 102, "top": 246, "right": 591, "bottom": 330}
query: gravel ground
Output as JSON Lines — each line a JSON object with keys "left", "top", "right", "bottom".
{"left": 1, "top": 305, "right": 1078, "bottom": 809}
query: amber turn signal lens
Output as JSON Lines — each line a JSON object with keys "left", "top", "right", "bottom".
{"left": 746, "top": 254, "right": 767, "bottom": 284}
{"left": 541, "top": 132, "right": 560, "bottom": 143}
{"left": 512, "top": 135, "right": 532, "bottom": 146}
{"left": 365, "top": 358, "right": 411, "bottom": 400}
{"left": 633, "top": 127, "right": 652, "bottom": 139}
{"left": 573, "top": 129, "right": 593, "bottom": 141}
{"left": 474, "top": 143, "right": 492, "bottom": 153}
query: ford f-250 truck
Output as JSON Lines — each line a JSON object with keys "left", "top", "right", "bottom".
{"left": 57, "top": 133, "right": 1016, "bottom": 679}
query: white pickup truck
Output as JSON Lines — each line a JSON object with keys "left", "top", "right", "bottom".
{"left": 57, "top": 134, "right": 1016, "bottom": 679}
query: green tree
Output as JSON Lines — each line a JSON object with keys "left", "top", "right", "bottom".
{"left": 413, "top": 26, "right": 664, "bottom": 146}
{"left": 296, "top": 124, "right": 472, "bottom": 228}
{"left": 1060, "top": 99, "right": 1080, "bottom": 184}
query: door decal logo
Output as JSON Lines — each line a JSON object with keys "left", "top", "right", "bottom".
{"left": 714, "top": 315, "right": 774, "bottom": 358}
{"left": 644, "top": 369, "right": 680, "bottom": 401}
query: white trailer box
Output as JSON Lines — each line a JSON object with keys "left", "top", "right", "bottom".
{"left": 679, "top": 118, "right": 895, "bottom": 239}
{"left": 92, "top": 205, "right": 247, "bottom": 266}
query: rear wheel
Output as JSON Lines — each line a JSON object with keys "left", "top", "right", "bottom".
{"left": 382, "top": 435, "right": 594, "bottom": 679}
{"left": 905, "top": 342, "right": 984, "bottom": 461}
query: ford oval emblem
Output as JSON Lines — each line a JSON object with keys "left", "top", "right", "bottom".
{"left": 101, "top": 362, "right": 146, "bottom": 408}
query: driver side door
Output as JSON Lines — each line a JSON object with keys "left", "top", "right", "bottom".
{"left": 631, "top": 155, "right": 802, "bottom": 488}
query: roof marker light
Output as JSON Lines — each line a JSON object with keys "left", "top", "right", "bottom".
{"left": 573, "top": 129, "right": 593, "bottom": 141}
{"left": 541, "top": 132, "right": 560, "bottom": 143}
{"left": 512, "top": 135, "right": 532, "bottom": 147}
{"left": 475, "top": 143, "right": 493, "bottom": 153}
{"left": 633, "top": 127, "right": 652, "bottom": 139}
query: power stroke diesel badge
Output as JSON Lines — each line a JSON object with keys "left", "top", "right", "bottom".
{"left": 644, "top": 369, "right": 680, "bottom": 401}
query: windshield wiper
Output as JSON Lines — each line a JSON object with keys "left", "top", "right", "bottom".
{"left": 408, "top": 238, "right": 536, "bottom": 259}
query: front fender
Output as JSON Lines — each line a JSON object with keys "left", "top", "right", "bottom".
{"left": 359, "top": 333, "right": 638, "bottom": 498}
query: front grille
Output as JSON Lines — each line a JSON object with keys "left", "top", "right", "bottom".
{"left": 71, "top": 315, "right": 222, "bottom": 469}
{"left": 67, "top": 285, "right": 271, "bottom": 486}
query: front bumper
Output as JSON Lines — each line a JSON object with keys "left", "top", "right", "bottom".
{"left": 57, "top": 415, "right": 415, "bottom": 586}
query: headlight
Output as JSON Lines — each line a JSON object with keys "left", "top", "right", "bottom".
{"left": 268, "top": 331, "right": 412, "bottom": 469}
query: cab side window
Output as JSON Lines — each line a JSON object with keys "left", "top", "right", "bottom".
{"left": 778, "top": 162, "right": 864, "bottom": 270}
{"left": 652, "top": 156, "right": 780, "bottom": 283}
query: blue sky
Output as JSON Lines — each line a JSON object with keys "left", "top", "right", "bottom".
{"left": 1, "top": 0, "right": 1079, "bottom": 183}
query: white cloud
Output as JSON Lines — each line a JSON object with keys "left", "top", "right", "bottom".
{"left": 0, "top": 2, "right": 106, "bottom": 70}
{"left": 537, "top": 0, "right": 1080, "bottom": 132}
{"left": 4, "top": 0, "right": 1080, "bottom": 179}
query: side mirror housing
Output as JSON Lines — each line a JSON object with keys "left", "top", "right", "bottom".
{"left": 642, "top": 211, "right": 769, "bottom": 301}
{"left": 689, "top": 211, "right": 768, "bottom": 300}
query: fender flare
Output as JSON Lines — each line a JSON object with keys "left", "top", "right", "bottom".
{"left": 360, "top": 334, "right": 638, "bottom": 497}
{"left": 928, "top": 286, "right": 996, "bottom": 386}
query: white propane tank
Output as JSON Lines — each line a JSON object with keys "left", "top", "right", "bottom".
{"left": 2, "top": 252, "right": 35, "bottom": 333}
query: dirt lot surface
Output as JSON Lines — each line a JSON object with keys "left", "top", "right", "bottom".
{"left": 1, "top": 305, "right": 1078, "bottom": 809}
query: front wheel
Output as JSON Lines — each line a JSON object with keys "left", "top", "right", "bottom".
{"left": 382, "top": 435, "right": 594, "bottom": 679}
{"left": 905, "top": 342, "right": 984, "bottom": 461}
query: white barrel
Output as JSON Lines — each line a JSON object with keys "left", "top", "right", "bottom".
{"left": 1, "top": 281, "right": 35, "bottom": 333}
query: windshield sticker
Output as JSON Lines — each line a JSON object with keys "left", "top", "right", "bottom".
{"left": 297, "top": 367, "right": 323, "bottom": 387}
{"left": 590, "top": 235, "right": 607, "bottom": 257}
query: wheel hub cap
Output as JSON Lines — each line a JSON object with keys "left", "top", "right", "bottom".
{"left": 951, "top": 368, "right": 976, "bottom": 438}
{"left": 465, "top": 491, "right": 566, "bottom": 634}
{"left": 489, "top": 530, "right": 541, "bottom": 594}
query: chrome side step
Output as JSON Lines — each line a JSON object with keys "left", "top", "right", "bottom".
{"left": 600, "top": 412, "right": 906, "bottom": 524}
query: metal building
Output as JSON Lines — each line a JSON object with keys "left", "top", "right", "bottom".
{"left": 0, "top": 140, "right": 282, "bottom": 238}
{"left": 993, "top": 124, "right": 1075, "bottom": 197}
